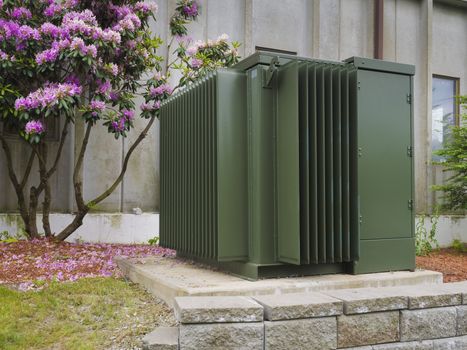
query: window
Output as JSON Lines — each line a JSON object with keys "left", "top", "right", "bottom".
{"left": 431, "top": 76, "right": 459, "bottom": 161}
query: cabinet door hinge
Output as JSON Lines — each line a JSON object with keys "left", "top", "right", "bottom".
{"left": 408, "top": 199, "right": 414, "bottom": 210}
{"left": 407, "top": 146, "right": 413, "bottom": 157}
{"left": 406, "top": 94, "right": 412, "bottom": 104}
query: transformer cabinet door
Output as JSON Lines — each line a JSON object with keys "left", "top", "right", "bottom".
{"left": 353, "top": 69, "right": 414, "bottom": 274}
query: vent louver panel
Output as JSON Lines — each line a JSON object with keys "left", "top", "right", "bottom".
{"left": 299, "top": 62, "right": 359, "bottom": 264}
{"left": 160, "top": 73, "right": 218, "bottom": 260}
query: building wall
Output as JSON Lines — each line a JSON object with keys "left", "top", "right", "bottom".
{"left": 1, "top": 0, "right": 466, "bottom": 217}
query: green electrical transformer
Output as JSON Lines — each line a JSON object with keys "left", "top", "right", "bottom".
{"left": 160, "top": 51, "right": 415, "bottom": 280}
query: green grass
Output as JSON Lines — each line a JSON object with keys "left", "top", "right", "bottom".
{"left": 0, "top": 278, "right": 174, "bottom": 350}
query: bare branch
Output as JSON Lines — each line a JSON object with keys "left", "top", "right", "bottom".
{"left": 0, "top": 134, "right": 21, "bottom": 190}
{"left": 20, "top": 149, "right": 36, "bottom": 190}
{"left": 46, "top": 118, "right": 70, "bottom": 178}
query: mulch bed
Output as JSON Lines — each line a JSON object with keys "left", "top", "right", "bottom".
{"left": 0, "top": 238, "right": 175, "bottom": 289}
{"left": 416, "top": 248, "right": 467, "bottom": 283}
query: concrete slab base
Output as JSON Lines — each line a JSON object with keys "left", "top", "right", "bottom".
{"left": 116, "top": 256, "right": 443, "bottom": 308}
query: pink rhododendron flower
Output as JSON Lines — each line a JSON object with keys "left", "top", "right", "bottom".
{"left": 183, "top": 2, "right": 199, "bottom": 17}
{"left": 90, "top": 100, "right": 106, "bottom": 111}
{"left": 15, "top": 83, "right": 82, "bottom": 111}
{"left": 150, "top": 84, "right": 173, "bottom": 97}
{"left": 191, "top": 57, "right": 202, "bottom": 68}
{"left": 25, "top": 120, "right": 46, "bottom": 135}
{"left": 10, "top": 7, "right": 32, "bottom": 20}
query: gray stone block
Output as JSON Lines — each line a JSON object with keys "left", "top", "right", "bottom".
{"left": 457, "top": 306, "right": 467, "bottom": 336}
{"left": 401, "top": 307, "right": 457, "bottom": 341}
{"left": 371, "top": 340, "right": 433, "bottom": 349}
{"left": 253, "top": 292, "right": 343, "bottom": 320}
{"left": 405, "top": 285, "right": 462, "bottom": 309}
{"left": 264, "top": 317, "right": 337, "bottom": 350}
{"left": 433, "top": 335, "right": 467, "bottom": 349}
{"left": 142, "top": 327, "right": 178, "bottom": 350}
{"left": 337, "top": 311, "right": 400, "bottom": 348}
{"left": 179, "top": 323, "right": 263, "bottom": 350}
{"left": 324, "top": 287, "right": 408, "bottom": 314}
{"left": 440, "top": 282, "right": 467, "bottom": 305}
{"left": 174, "top": 296, "right": 263, "bottom": 323}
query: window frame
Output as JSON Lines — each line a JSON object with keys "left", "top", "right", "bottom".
{"left": 432, "top": 74, "right": 460, "bottom": 126}
{"left": 431, "top": 74, "right": 460, "bottom": 161}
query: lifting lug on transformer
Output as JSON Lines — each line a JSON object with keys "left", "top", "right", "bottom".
{"left": 263, "top": 56, "right": 280, "bottom": 88}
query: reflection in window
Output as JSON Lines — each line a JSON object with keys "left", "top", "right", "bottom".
{"left": 431, "top": 76, "right": 458, "bottom": 161}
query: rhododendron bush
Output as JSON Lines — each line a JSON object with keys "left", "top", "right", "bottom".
{"left": 0, "top": 0, "right": 240, "bottom": 240}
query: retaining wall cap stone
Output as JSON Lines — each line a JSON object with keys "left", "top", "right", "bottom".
{"left": 323, "top": 287, "right": 408, "bottom": 314}
{"left": 402, "top": 285, "right": 462, "bottom": 309}
{"left": 438, "top": 281, "right": 467, "bottom": 304}
{"left": 174, "top": 296, "right": 263, "bottom": 324}
{"left": 253, "top": 292, "right": 343, "bottom": 320}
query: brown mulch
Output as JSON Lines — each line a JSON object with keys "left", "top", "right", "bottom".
{"left": 416, "top": 248, "right": 467, "bottom": 283}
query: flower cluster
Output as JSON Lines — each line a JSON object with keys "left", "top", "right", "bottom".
{"left": 174, "top": 33, "right": 240, "bottom": 85}
{"left": 43, "top": 0, "right": 80, "bottom": 17}
{"left": 0, "top": 49, "right": 13, "bottom": 60}
{"left": 141, "top": 100, "right": 161, "bottom": 112}
{"left": 9, "top": 7, "right": 32, "bottom": 20}
{"left": 15, "top": 83, "right": 82, "bottom": 111}
{"left": 140, "top": 73, "right": 172, "bottom": 119}
{"left": 107, "top": 109, "right": 135, "bottom": 134}
{"left": 182, "top": 1, "right": 199, "bottom": 18}
{"left": 25, "top": 120, "right": 46, "bottom": 135}
{"left": 170, "top": 0, "right": 200, "bottom": 36}
{"left": 185, "top": 34, "right": 230, "bottom": 58}
{"left": 134, "top": 1, "right": 158, "bottom": 14}
{"left": 0, "top": 19, "right": 40, "bottom": 42}
{"left": 149, "top": 83, "right": 173, "bottom": 97}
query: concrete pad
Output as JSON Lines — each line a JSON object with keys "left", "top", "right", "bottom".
{"left": 253, "top": 292, "right": 343, "bottom": 320}
{"left": 116, "top": 256, "right": 443, "bottom": 308}
{"left": 174, "top": 296, "right": 263, "bottom": 323}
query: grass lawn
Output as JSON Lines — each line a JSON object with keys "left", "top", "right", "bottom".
{"left": 0, "top": 278, "right": 175, "bottom": 350}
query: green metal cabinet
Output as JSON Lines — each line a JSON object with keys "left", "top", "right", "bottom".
{"left": 160, "top": 52, "right": 415, "bottom": 280}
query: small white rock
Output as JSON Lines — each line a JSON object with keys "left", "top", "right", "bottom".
{"left": 132, "top": 207, "right": 143, "bottom": 215}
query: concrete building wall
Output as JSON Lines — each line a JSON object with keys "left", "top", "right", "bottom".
{"left": 1, "top": 0, "right": 466, "bottom": 221}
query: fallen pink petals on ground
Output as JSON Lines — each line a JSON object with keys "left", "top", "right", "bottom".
{"left": 0, "top": 238, "right": 175, "bottom": 288}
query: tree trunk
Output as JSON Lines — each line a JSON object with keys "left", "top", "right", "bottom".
{"left": 0, "top": 135, "right": 38, "bottom": 239}
{"left": 54, "top": 208, "right": 88, "bottom": 241}
{"left": 38, "top": 143, "right": 52, "bottom": 237}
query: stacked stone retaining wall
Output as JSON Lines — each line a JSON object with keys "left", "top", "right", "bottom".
{"left": 143, "top": 281, "right": 467, "bottom": 350}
